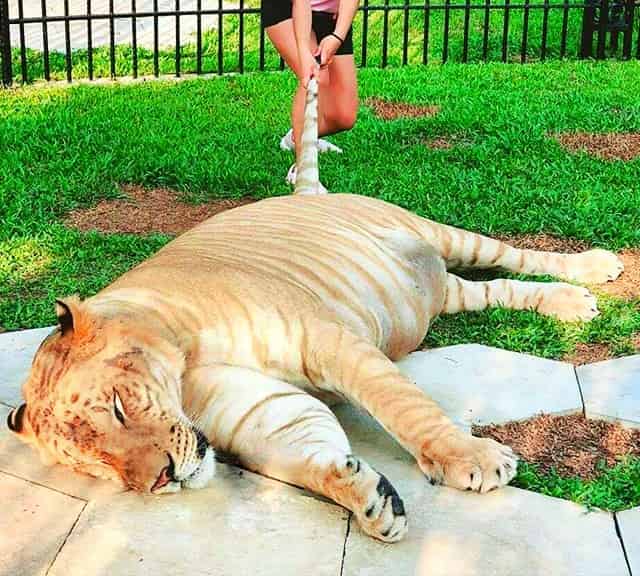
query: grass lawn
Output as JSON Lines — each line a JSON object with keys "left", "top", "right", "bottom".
{"left": 1, "top": 60, "right": 639, "bottom": 509}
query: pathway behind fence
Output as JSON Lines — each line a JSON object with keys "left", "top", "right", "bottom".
{"left": 1, "top": 0, "right": 639, "bottom": 85}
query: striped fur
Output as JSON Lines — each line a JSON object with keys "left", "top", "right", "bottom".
{"left": 10, "top": 198, "right": 623, "bottom": 540}
{"left": 294, "top": 76, "right": 320, "bottom": 195}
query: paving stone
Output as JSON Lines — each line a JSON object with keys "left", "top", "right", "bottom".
{"left": 0, "top": 470, "right": 86, "bottom": 576}
{"left": 46, "top": 465, "right": 348, "bottom": 576}
{"left": 0, "top": 326, "right": 54, "bottom": 407}
{"left": 336, "top": 404, "right": 628, "bottom": 576}
{"left": 577, "top": 355, "right": 640, "bottom": 425}
{"left": 396, "top": 345, "right": 582, "bottom": 430}
{"left": 618, "top": 508, "right": 640, "bottom": 575}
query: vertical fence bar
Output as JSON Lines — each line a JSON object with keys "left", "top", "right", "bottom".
{"left": 0, "top": 0, "right": 11, "bottom": 86}
{"left": 580, "top": 0, "right": 596, "bottom": 57}
{"left": 482, "top": 0, "right": 491, "bottom": 60}
{"left": 109, "top": 0, "right": 116, "bottom": 77}
{"left": 87, "top": 0, "right": 93, "bottom": 80}
{"left": 131, "top": 0, "right": 138, "bottom": 78}
{"left": 238, "top": 0, "right": 244, "bottom": 72}
{"left": 217, "top": 0, "right": 223, "bottom": 74}
{"left": 175, "top": 0, "right": 180, "bottom": 76}
{"left": 501, "top": 0, "right": 511, "bottom": 62}
{"left": 596, "top": 0, "right": 609, "bottom": 58}
{"left": 196, "top": 0, "right": 202, "bottom": 73}
{"left": 259, "top": 21, "right": 265, "bottom": 71}
{"left": 361, "top": 0, "right": 369, "bottom": 67}
{"left": 462, "top": 0, "right": 471, "bottom": 62}
{"left": 443, "top": 0, "right": 451, "bottom": 62}
{"left": 540, "top": 0, "right": 550, "bottom": 60}
{"left": 153, "top": 0, "right": 159, "bottom": 76}
{"left": 402, "top": 0, "right": 409, "bottom": 65}
{"left": 521, "top": 0, "right": 530, "bottom": 62}
{"left": 637, "top": 8, "right": 640, "bottom": 58}
{"left": 41, "top": 0, "right": 50, "bottom": 80}
{"left": 382, "top": 0, "right": 390, "bottom": 67}
{"left": 422, "top": 0, "right": 430, "bottom": 64}
{"left": 560, "top": 0, "right": 570, "bottom": 57}
{"left": 64, "top": 0, "right": 72, "bottom": 81}
{"left": 17, "top": 0, "right": 27, "bottom": 82}
{"left": 621, "top": 0, "right": 634, "bottom": 58}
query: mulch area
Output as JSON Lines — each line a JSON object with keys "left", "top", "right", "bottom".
{"left": 64, "top": 185, "right": 254, "bottom": 235}
{"left": 366, "top": 97, "right": 440, "bottom": 120}
{"left": 474, "top": 413, "right": 640, "bottom": 480}
{"left": 554, "top": 132, "right": 640, "bottom": 162}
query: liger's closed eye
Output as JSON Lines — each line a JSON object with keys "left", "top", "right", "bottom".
{"left": 113, "top": 391, "right": 126, "bottom": 426}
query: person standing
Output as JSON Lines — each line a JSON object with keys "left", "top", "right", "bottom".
{"left": 261, "top": 0, "right": 359, "bottom": 192}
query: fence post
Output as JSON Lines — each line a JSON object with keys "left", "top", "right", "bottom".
{"left": 0, "top": 0, "right": 12, "bottom": 86}
{"left": 580, "top": 0, "right": 597, "bottom": 58}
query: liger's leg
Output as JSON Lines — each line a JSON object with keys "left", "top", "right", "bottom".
{"left": 299, "top": 319, "right": 518, "bottom": 493}
{"left": 182, "top": 364, "right": 408, "bottom": 542}
{"left": 442, "top": 273, "right": 600, "bottom": 321}
{"left": 416, "top": 221, "right": 623, "bottom": 284}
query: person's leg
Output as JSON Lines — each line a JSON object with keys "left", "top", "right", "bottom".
{"left": 319, "top": 54, "right": 358, "bottom": 136}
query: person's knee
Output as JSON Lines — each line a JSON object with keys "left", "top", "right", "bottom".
{"left": 327, "top": 104, "right": 358, "bottom": 132}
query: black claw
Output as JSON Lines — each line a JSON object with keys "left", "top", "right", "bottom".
{"left": 470, "top": 472, "right": 475, "bottom": 484}
{"left": 376, "top": 473, "right": 405, "bottom": 516}
{"left": 496, "top": 467, "right": 502, "bottom": 480}
{"left": 365, "top": 504, "right": 375, "bottom": 518}
{"left": 381, "top": 525, "right": 392, "bottom": 538}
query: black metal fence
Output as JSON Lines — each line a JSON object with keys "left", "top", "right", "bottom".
{"left": 1, "top": 0, "right": 639, "bottom": 86}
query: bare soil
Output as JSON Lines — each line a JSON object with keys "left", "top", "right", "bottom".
{"left": 366, "top": 98, "right": 440, "bottom": 120}
{"left": 474, "top": 413, "right": 640, "bottom": 480}
{"left": 554, "top": 132, "right": 640, "bottom": 162}
{"left": 64, "top": 185, "right": 254, "bottom": 235}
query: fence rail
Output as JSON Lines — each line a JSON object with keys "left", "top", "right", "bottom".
{"left": 1, "top": 0, "right": 639, "bottom": 86}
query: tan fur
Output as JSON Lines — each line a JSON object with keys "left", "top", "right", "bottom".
{"left": 10, "top": 192, "right": 623, "bottom": 542}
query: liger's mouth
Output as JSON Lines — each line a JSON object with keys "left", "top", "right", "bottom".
{"left": 150, "top": 446, "right": 215, "bottom": 494}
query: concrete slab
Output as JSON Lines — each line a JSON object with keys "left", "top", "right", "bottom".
{"left": 336, "top": 404, "right": 628, "bottom": 576}
{"left": 577, "top": 355, "right": 640, "bottom": 425}
{"left": 46, "top": 466, "right": 348, "bottom": 576}
{"left": 618, "top": 508, "right": 640, "bottom": 575}
{"left": 0, "top": 326, "right": 53, "bottom": 407}
{"left": 397, "top": 345, "right": 582, "bottom": 430}
{"left": 0, "top": 470, "right": 86, "bottom": 576}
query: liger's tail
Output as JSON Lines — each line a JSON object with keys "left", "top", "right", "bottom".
{"left": 294, "top": 76, "right": 320, "bottom": 195}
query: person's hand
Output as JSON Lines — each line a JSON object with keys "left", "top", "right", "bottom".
{"left": 315, "top": 34, "right": 342, "bottom": 68}
{"left": 298, "top": 48, "right": 320, "bottom": 88}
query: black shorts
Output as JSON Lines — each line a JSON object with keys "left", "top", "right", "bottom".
{"left": 261, "top": 0, "right": 354, "bottom": 56}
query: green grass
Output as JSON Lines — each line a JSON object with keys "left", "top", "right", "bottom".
{"left": 8, "top": 0, "right": 640, "bottom": 83}
{"left": 513, "top": 458, "right": 640, "bottom": 512}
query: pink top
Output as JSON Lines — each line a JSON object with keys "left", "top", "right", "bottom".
{"left": 311, "top": 0, "right": 339, "bottom": 14}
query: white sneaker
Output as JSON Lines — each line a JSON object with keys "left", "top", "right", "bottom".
{"left": 279, "top": 129, "right": 343, "bottom": 154}
{"left": 287, "top": 163, "right": 328, "bottom": 195}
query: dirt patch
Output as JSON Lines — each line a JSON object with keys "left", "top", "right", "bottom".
{"left": 474, "top": 413, "right": 640, "bottom": 480}
{"left": 555, "top": 132, "right": 640, "bottom": 162}
{"left": 425, "top": 137, "right": 454, "bottom": 150}
{"left": 496, "top": 233, "right": 591, "bottom": 254}
{"left": 64, "top": 185, "right": 254, "bottom": 235}
{"left": 366, "top": 97, "right": 440, "bottom": 120}
{"left": 564, "top": 342, "right": 615, "bottom": 366}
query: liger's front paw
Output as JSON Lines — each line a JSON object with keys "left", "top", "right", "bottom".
{"left": 419, "top": 435, "right": 518, "bottom": 493}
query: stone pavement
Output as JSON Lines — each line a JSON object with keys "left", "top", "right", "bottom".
{"left": 1, "top": 327, "right": 638, "bottom": 576}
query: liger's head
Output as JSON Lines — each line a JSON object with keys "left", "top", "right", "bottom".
{"left": 7, "top": 297, "right": 215, "bottom": 493}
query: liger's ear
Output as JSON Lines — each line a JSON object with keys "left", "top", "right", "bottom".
{"left": 7, "top": 403, "right": 27, "bottom": 434}
{"left": 54, "top": 296, "right": 98, "bottom": 343}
